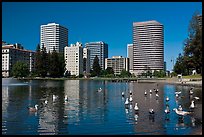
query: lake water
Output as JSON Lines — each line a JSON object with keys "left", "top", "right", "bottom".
{"left": 2, "top": 78, "right": 202, "bottom": 135}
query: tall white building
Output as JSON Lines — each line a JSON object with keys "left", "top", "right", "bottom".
{"left": 85, "top": 41, "right": 108, "bottom": 70}
{"left": 40, "top": 23, "right": 68, "bottom": 53}
{"left": 133, "top": 20, "right": 164, "bottom": 75}
{"left": 2, "top": 43, "right": 35, "bottom": 77}
{"left": 127, "top": 44, "right": 133, "bottom": 73}
{"left": 105, "top": 56, "right": 129, "bottom": 75}
{"left": 64, "top": 42, "right": 83, "bottom": 76}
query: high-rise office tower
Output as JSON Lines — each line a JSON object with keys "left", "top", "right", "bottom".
{"left": 40, "top": 23, "right": 68, "bottom": 53}
{"left": 127, "top": 44, "right": 133, "bottom": 73}
{"left": 85, "top": 41, "right": 108, "bottom": 70}
{"left": 133, "top": 20, "right": 164, "bottom": 75}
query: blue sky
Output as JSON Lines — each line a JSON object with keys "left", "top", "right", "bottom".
{"left": 2, "top": 2, "right": 202, "bottom": 71}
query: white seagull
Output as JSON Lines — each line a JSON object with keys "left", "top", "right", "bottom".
{"left": 129, "top": 90, "right": 133, "bottom": 95}
{"left": 144, "top": 90, "right": 147, "bottom": 96}
{"left": 164, "top": 105, "right": 170, "bottom": 114}
{"left": 149, "top": 108, "right": 154, "bottom": 114}
{"left": 149, "top": 89, "right": 152, "bottom": 94}
{"left": 122, "top": 92, "right": 125, "bottom": 97}
{"left": 189, "top": 89, "right": 194, "bottom": 95}
{"left": 64, "top": 95, "right": 68, "bottom": 102}
{"left": 156, "top": 93, "right": 159, "bottom": 99}
{"left": 134, "top": 103, "right": 139, "bottom": 112}
{"left": 129, "top": 95, "right": 133, "bottom": 102}
{"left": 44, "top": 100, "right": 48, "bottom": 105}
{"left": 193, "top": 97, "right": 200, "bottom": 100}
{"left": 173, "top": 108, "right": 191, "bottom": 116}
{"left": 53, "top": 95, "right": 57, "bottom": 101}
{"left": 125, "top": 98, "right": 129, "bottom": 105}
{"left": 166, "top": 96, "right": 169, "bottom": 102}
{"left": 189, "top": 100, "right": 195, "bottom": 109}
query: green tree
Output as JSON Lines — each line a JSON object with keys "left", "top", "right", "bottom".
{"left": 58, "top": 52, "right": 66, "bottom": 77}
{"left": 174, "top": 53, "right": 188, "bottom": 75}
{"left": 92, "top": 55, "right": 101, "bottom": 77}
{"left": 120, "top": 69, "right": 131, "bottom": 77}
{"left": 106, "top": 67, "right": 114, "bottom": 75}
{"left": 183, "top": 12, "right": 202, "bottom": 74}
{"left": 34, "top": 44, "right": 42, "bottom": 76}
{"left": 11, "top": 61, "right": 29, "bottom": 77}
{"left": 49, "top": 49, "right": 60, "bottom": 78}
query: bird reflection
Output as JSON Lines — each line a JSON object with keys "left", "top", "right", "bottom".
{"left": 191, "top": 117, "right": 196, "bottom": 127}
{"left": 176, "top": 117, "right": 185, "bottom": 127}
{"left": 149, "top": 114, "right": 155, "bottom": 122}
{"left": 134, "top": 114, "right": 139, "bottom": 124}
{"left": 125, "top": 108, "right": 129, "bottom": 114}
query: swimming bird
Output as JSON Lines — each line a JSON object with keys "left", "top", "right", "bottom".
{"left": 28, "top": 104, "right": 38, "bottom": 112}
{"left": 166, "top": 96, "right": 169, "bottom": 102}
{"left": 122, "top": 92, "right": 125, "bottom": 97}
{"left": 64, "top": 95, "right": 68, "bottom": 102}
{"left": 149, "top": 89, "right": 152, "bottom": 94}
{"left": 44, "top": 100, "right": 48, "bottom": 105}
{"left": 173, "top": 108, "right": 191, "bottom": 116}
{"left": 129, "top": 90, "right": 132, "bottom": 95}
{"left": 53, "top": 95, "right": 57, "bottom": 101}
{"left": 193, "top": 97, "right": 200, "bottom": 100}
{"left": 125, "top": 98, "right": 129, "bottom": 105}
{"left": 175, "top": 91, "right": 181, "bottom": 97}
{"left": 189, "top": 88, "right": 194, "bottom": 95}
{"left": 98, "top": 88, "right": 102, "bottom": 92}
{"left": 144, "top": 90, "right": 147, "bottom": 96}
{"left": 134, "top": 103, "right": 139, "bottom": 112}
{"left": 156, "top": 93, "right": 159, "bottom": 99}
{"left": 149, "top": 108, "right": 154, "bottom": 114}
{"left": 189, "top": 100, "right": 195, "bottom": 109}
{"left": 178, "top": 105, "right": 183, "bottom": 111}
{"left": 164, "top": 105, "right": 170, "bottom": 114}
{"left": 129, "top": 95, "right": 133, "bottom": 102}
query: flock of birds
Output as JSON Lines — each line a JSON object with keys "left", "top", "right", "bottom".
{"left": 28, "top": 85, "right": 200, "bottom": 124}
{"left": 27, "top": 94, "right": 69, "bottom": 112}
{"left": 120, "top": 86, "right": 200, "bottom": 123}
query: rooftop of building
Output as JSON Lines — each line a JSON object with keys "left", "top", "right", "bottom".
{"left": 2, "top": 45, "right": 35, "bottom": 53}
{"left": 133, "top": 20, "right": 162, "bottom": 26}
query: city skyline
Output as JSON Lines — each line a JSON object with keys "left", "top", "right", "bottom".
{"left": 2, "top": 2, "right": 202, "bottom": 71}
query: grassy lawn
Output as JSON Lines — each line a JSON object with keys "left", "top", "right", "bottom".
{"left": 182, "top": 74, "right": 202, "bottom": 79}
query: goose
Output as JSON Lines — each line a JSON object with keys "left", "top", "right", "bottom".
{"left": 134, "top": 103, "right": 139, "bottom": 112}
{"left": 64, "top": 95, "right": 68, "bottom": 102}
{"left": 173, "top": 108, "right": 191, "bottom": 116}
{"left": 149, "top": 89, "right": 152, "bottom": 94}
{"left": 122, "top": 92, "right": 125, "bottom": 97}
{"left": 189, "top": 100, "right": 195, "bottom": 109}
{"left": 149, "top": 108, "right": 154, "bottom": 114}
{"left": 178, "top": 105, "right": 183, "bottom": 111}
{"left": 166, "top": 96, "right": 169, "bottom": 102}
{"left": 125, "top": 98, "right": 129, "bottom": 105}
{"left": 129, "top": 95, "right": 133, "bottom": 102}
{"left": 164, "top": 105, "right": 170, "bottom": 114}
{"left": 28, "top": 104, "right": 38, "bottom": 112}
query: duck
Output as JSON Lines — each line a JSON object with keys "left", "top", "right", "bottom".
{"left": 149, "top": 108, "right": 154, "bottom": 114}
{"left": 134, "top": 103, "right": 139, "bottom": 112}
{"left": 164, "top": 105, "right": 170, "bottom": 114}
{"left": 189, "top": 100, "right": 195, "bottom": 109}
{"left": 28, "top": 104, "right": 38, "bottom": 112}
{"left": 166, "top": 96, "right": 169, "bottom": 102}
{"left": 173, "top": 108, "right": 191, "bottom": 116}
{"left": 64, "top": 95, "right": 68, "bottom": 102}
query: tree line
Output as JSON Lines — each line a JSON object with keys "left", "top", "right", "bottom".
{"left": 174, "top": 12, "right": 202, "bottom": 76}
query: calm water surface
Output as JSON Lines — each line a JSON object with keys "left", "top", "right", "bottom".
{"left": 2, "top": 78, "right": 202, "bottom": 135}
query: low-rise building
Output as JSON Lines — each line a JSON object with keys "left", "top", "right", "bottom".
{"left": 2, "top": 43, "right": 35, "bottom": 77}
{"left": 105, "top": 56, "right": 129, "bottom": 75}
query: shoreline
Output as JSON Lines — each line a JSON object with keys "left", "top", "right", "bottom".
{"left": 3, "top": 77, "right": 202, "bottom": 87}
